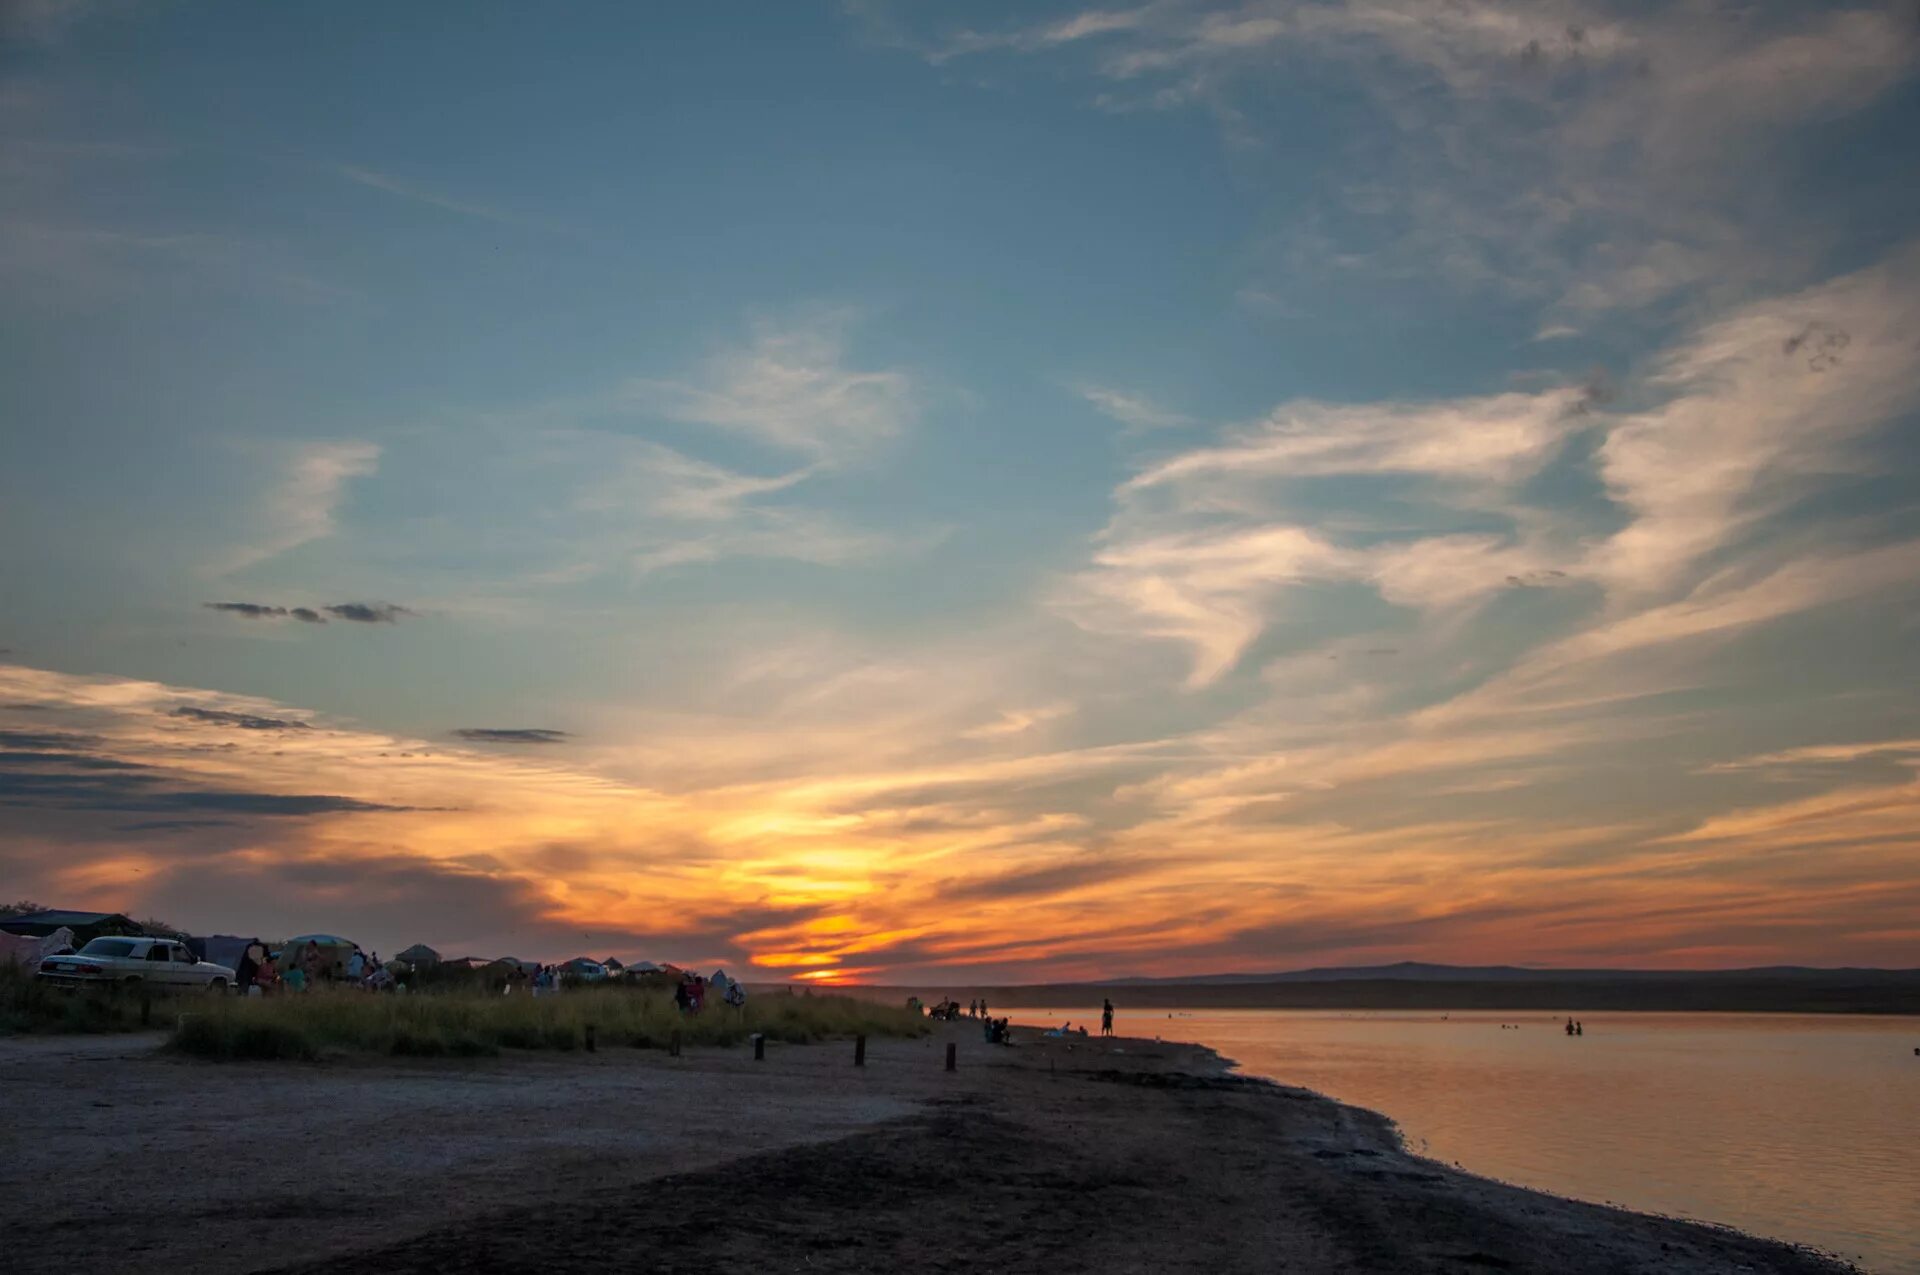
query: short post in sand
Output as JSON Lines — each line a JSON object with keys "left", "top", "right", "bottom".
{"left": 584, "top": 1023, "right": 596, "bottom": 1053}
{"left": 140, "top": 993, "right": 151, "bottom": 1028}
{"left": 945, "top": 1042, "right": 957, "bottom": 1072}
{"left": 670, "top": 1028, "right": 682, "bottom": 1058}
{"left": 752, "top": 1032, "right": 765, "bottom": 1061}
{"left": 854, "top": 1034, "right": 866, "bottom": 1067}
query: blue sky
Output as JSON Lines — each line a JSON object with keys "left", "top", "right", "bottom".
{"left": 3, "top": 1, "right": 1918, "bottom": 979}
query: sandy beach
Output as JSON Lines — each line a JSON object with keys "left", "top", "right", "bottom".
{"left": 0, "top": 1022, "right": 1853, "bottom": 1274}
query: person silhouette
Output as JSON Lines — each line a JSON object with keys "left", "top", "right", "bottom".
{"left": 1101, "top": 998, "right": 1115, "bottom": 1037}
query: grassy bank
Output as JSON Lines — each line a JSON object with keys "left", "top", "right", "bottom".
{"left": 169, "top": 987, "right": 929, "bottom": 1060}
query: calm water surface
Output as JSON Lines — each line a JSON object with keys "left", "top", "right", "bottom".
{"left": 1023, "top": 1008, "right": 1918, "bottom": 1273}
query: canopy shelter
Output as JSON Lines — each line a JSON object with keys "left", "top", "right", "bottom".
{"left": 0, "top": 910, "right": 142, "bottom": 947}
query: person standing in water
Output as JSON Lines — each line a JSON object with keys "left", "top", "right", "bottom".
{"left": 1101, "top": 998, "right": 1115, "bottom": 1037}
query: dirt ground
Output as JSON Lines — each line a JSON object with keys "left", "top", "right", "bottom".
{"left": 0, "top": 1024, "right": 1852, "bottom": 1274}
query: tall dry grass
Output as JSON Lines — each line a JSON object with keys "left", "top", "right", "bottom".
{"left": 170, "top": 985, "right": 927, "bottom": 1060}
{"left": 0, "top": 961, "right": 184, "bottom": 1035}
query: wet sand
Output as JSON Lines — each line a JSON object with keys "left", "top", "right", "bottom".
{"left": 0, "top": 1023, "right": 1854, "bottom": 1273}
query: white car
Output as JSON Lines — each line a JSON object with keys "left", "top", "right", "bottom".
{"left": 38, "top": 936, "right": 236, "bottom": 991}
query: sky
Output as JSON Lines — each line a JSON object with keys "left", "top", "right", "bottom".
{"left": 3, "top": 1, "right": 1918, "bottom": 983}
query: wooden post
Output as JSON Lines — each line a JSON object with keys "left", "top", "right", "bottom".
{"left": 854, "top": 1034, "right": 866, "bottom": 1067}
{"left": 669, "top": 1028, "right": 682, "bottom": 1058}
{"left": 945, "top": 1042, "right": 957, "bottom": 1072}
{"left": 752, "top": 1032, "right": 765, "bottom": 1061}
{"left": 584, "top": 1023, "right": 596, "bottom": 1053}
{"left": 140, "top": 994, "right": 151, "bottom": 1028}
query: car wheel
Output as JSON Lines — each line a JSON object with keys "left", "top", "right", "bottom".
{"left": 206, "top": 978, "right": 228, "bottom": 993}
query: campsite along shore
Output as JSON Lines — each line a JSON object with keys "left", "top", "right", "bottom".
{"left": 0, "top": 1022, "right": 1853, "bottom": 1275}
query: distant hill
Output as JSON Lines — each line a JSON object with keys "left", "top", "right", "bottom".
{"left": 849, "top": 961, "right": 1920, "bottom": 1015}
{"left": 1094, "top": 960, "right": 1920, "bottom": 986}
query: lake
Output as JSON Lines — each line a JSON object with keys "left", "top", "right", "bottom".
{"left": 1020, "top": 1008, "right": 1918, "bottom": 1273}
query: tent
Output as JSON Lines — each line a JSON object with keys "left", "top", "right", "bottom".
{"left": 709, "top": 969, "right": 733, "bottom": 994}
{"left": 396, "top": 943, "right": 441, "bottom": 967}
{"left": 189, "top": 935, "right": 259, "bottom": 972}
{"left": 626, "top": 961, "right": 661, "bottom": 974}
{"left": 0, "top": 927, "right": 73, "bottom": 967}
{"left": 560, "top": 957, "right": 608, "bottom": 981}
{"left": 0, "top": 932, "right": 42, "bottom": 967}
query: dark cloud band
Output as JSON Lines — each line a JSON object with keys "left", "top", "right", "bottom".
{"left": 453, "top": 728, "right": 571, "bottom": 745}
{"left": 171, "top": 706, "right": 312, "bottom": 731}
{"left": 324, "top": 602, "right": 411, "bottom": 624}
{"left": 204, "top": 601, "right": 412, "bottom": 624}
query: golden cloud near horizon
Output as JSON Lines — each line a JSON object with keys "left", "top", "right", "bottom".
{"left": 5, "top": 654, "right": 1917, "bottom": 981}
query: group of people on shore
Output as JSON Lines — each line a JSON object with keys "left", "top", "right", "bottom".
{"left": 1044, "top": 998, "right": 1119, "bottom": 1038}
{"left": 1565, "top": 1017, "right": 1585, "bottom": 1036}
{"left": 671, "top": 972, "right": 746, "bottom": 1014}
{"left": 231, "top": 940, "right": 396, "bottom": 995}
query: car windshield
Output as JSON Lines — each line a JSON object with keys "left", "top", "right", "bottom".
{"left": 78, "top": 938, "right": 136, "bottom": 958}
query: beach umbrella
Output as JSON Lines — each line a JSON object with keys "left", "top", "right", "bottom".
{"left": 275, "top": 934, "right": 358, "bottom": 974}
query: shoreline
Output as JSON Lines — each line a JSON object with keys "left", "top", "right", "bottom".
{"left": 1145, "top": 1038, "right": 1856, "bottom": 1272}
{"left": 0, "top": 1024, "right": 1857, "bottom": 1273}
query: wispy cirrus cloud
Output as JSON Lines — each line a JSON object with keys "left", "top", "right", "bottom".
{"left": 500, "top": 312, "right": 926, "bottom": 581}
{"left": 1060, "top": 240, "right": 1920, "bottom": 688}
{"left": 1593, "top": 244, "right": 1920, "bottom": 594}
{"left": 1702, "top": 740, "right": 1920, "bottom": 774}
{"left": 873, "top": 2, "right": 1920, "bottom": 319}
{"left": 209, "top": 440, "right": 380, "bottom": 576}
{"left": 1077, "top": 384, "right": 1195, "bottom": 431}
{"left": 626, "top": 311, "right": 915, "bottom": 459}
{"left": 578, "top": 441, "right": 816, "bottom": 523}
{"left": 333, "top": 164, "right": 525, "bottom": 226}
